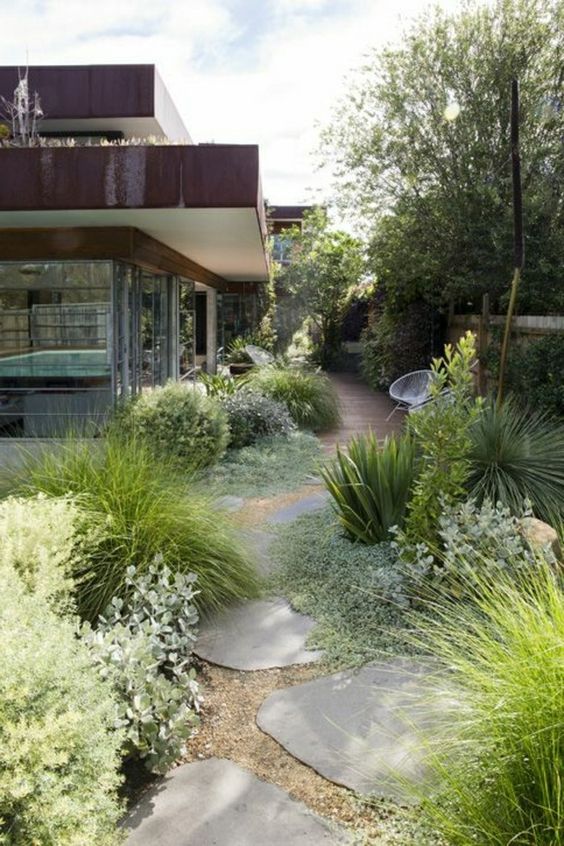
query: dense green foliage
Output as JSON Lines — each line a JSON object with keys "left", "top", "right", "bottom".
{"left": 322, "top": 432, "right": 416, "bottom": 544}
{"left": 467, "top": 399, "right": 564, "bottom": 522}
{"left": 117, "top": 381, "right": 229, "bottom": 468}
{"left": 205, "top": 432, "right": 323, "bottom": 498}
{"left": 12, "top": 435, "right": 259, "bottom": 620}
{"left": 221, "top": 390, "right": 295, "bottom": 448}
{"left": 402, "top": 332, "right": 482, "bottom": 550}
{"left": 361, "top": 302, "right": 436, "bottom": 390}
{"left": 504, "top": 334, "right": 564, "bottom": 419}
{"left": 198, "top": 371, "right": 237, "bottom": 397}
{"left": 270, "top": 508, "right": 410, "bottom": 668}
{"left": 408, "top": 564, "right": 564, "bottom": 845}
{"left": 84, "top": 563, "right": 201, "bottom": 774}
{"left": 274, "top": 208, "right": 365, "bottom": 364}
{"left": 245, "top": 364, "right": 340, "bottom": 431}
{"left": 0, "top": 565, "right": 123, "bottom": 846}
{"left": 323, "top": 0, "right": 564, "bottom": 314}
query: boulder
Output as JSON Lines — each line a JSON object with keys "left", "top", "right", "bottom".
{"left": 520, "top": 517, "right": 562, "bottom": 563}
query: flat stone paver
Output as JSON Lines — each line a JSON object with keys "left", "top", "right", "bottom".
{"left": 124, "top": 758, "right": 352, "bottom": 845}
{"left": 195, "top": 598, "right": 323, "bottom": 670}
{"left": 257, "top": 658, "right": 448, "bottom": 801}
{"left": 241, "top": 527, "right": 277, "bottom": 578}
{"left": 267, "top": 490, "right": 329, "bottom": 524}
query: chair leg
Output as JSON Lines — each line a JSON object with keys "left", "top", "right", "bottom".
{"left": 386, "top": 403, "right": 400, "bottom": 422}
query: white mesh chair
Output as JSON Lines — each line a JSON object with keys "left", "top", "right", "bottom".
{"left": 245, "top": 344, "right": 275, "bottom": 366}
{"left": 387, "top": 369, "right": 434, "bottom": 420}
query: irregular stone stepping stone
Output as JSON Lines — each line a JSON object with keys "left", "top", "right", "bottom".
{"left": 268, "top": 491, "right": 329, "bottom": 524}
{"left": 257, "top": 657, "right": 447, "bottom": 801}
{"left": 124, "top": 758, "right": 351, "bottom": 845}
{"left": 213, "top": 494, "right": 245, "bottom": 513}
{"left": 240, "top": 527, "right": 277, "bottom": 578}
{"left": 195, "top": 598, "right": 323, "bottom": 670}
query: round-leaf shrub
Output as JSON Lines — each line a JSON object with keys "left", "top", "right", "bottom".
{"left": 244, "top": 365, "right": 340, "bottom": 432}
{"left": 118, "top": 381, "right": 229, "bottom": 468}
{"left": 0, "top": 566, "right": 123, "bottom": 846}
{"left": 221, "top": 390, "right": 296, "bottom": 448}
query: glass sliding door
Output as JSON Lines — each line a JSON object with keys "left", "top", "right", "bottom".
{"left": 0, "top": 261, "right": 112, "bottom": 436}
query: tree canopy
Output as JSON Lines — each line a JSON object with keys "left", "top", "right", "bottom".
{"left": 321, "top": 0, "right": 564, "bottom": 313}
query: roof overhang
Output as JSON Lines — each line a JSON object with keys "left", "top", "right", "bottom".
{"left": 0, "top": 64, "right": 191, "bottom": 141}
{"left": 0, "top": 145, "right": 269, "bottom": 283}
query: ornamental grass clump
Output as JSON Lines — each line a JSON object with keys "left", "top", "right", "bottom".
{"left": 13, "top": 434, "right": 259, "bottom": 621}
{"left": 405, "top": 564, "right": 564, "bottom": 846}
{"left": 0, "top": 565, "right": 124, "bottom": 846}
{"left": 117, "top": 380, "right": 229, "bottom": 468}
{"left": 244, "top": 364, "right": 340, "bottom": 431}
{"left": 322, "top": 431, "right": 417, "bottom": 544}
{"left": 468, "top": 398, "right": 564, "bottom": 523}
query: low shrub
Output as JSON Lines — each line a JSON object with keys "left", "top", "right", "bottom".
{"left": 14, "top": 434, "right": 260, "bottom": 620}
{"left": 244, "top": 364, "right": 340, "bottom": 431}
{"left": 0, "top": 493, "right": 82, "bottom": 609}
{"left": 468, "top": 399, "right": 564, "bottom": 523}
{"left": 322, "top": 432, "right": 417, "bottom": 544}
{"left": 117, "top": 381, "right": 229, "bottom": 468}
{"left": 221, "top": 390, "right": 295, "bottom": 448}
{"left": 206, "top": 431, "right": 323, "bottom": 498}
{"left": 406, "top": 564, "right": 564, "bottom": 845}
{"left": 402, "top": 331, "right": 482, "bottom": 552}
{"left": 270, "top": 507, "right": 410, "bottom": 667}
{"left": 0, "top": 566, "right": 123, "bottom": 846}
{"left": 84, "top": 562, "right": 201, "bottom": 774}
{"left": 404, "top": 498, "right": 544, "bottom": 596}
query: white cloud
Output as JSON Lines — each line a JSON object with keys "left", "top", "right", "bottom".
{"left": 0, "top": 0, "right": 477, "bottom": 207}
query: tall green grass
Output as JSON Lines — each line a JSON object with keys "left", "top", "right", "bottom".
{"left": 7, "top": 435, "right": 259, "bottom": 621}
{"left": 408, "top": 564, "right": 563, "bottom": 845}
{"left": 244, "top": 364, "right": 341, "bottom": 432}
{"left": 322, "top": 432, "right": 416, "bottom": 543}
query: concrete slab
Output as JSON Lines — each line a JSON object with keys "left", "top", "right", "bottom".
{"left": 124, "top": 758, "right": 352, "bottom": 845}
{"left": 267, "top": 491, "right": 329, "bottom": 524}
{"left": 195, "top": 598, "right": 323, "bottom": 670}
{"left": 240, "top": 527, "right": 277, "bottom": 578}
{"left": 257, "top": 658, "right": 447, "bottom": 801}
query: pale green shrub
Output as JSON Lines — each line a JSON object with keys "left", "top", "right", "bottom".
{"left": 0, "top": 568, "right": 123, "bottom": 846}
{"left": 221, "top": 390, "right": 296, "bottom": 448}
{"left": 117, "top": 381, "right": 230, "bottom": 468}
{"left": 0, "top": 494, "right": 83, "bottom": 609}
{"left": 84, "top": 562, "right": 202, "bottom": 773}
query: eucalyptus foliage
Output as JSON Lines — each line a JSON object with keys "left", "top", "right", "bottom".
{"left": 322, "top": 431, "right": 417, "bottom": 544}
{"left": 84, "top": 562, "right": 201, "bottom": 774}
{"left": 468, "top": 399, "right": 564, "bottom": 522}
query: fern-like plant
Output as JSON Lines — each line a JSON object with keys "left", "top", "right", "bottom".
{"left": 322, "top": 431, "right": 417, "bottom": 544}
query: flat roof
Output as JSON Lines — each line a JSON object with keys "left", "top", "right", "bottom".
{"left": 0, "top": 65, "right": 191, "bottom": 141}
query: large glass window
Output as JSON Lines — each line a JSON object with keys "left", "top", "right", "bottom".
{"left": 222, "top": 292, "right": 257, "bottom": 348}
{"left": 0, "top": 261, "right": 112, "bottom": 436}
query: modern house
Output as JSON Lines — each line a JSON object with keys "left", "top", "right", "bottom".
{"left": 0, "top": 64, "right": 269, "bottom": 436}
{"left": 269, "top": 205, "right": 312, "bottom": 265}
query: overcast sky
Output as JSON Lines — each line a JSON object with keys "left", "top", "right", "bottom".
{"left": 1, "top": 0, "right": 471, "bottom": 206}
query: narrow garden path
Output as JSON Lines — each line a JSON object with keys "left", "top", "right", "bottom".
{"left": 125, "top": 378, "right": 417, "bottom": 846}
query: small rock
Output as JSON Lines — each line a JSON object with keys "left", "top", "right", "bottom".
{"left": 520, "top": 517, "right": 562, "bottom": 562}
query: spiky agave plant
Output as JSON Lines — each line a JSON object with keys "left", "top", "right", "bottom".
{"left": 467, "top": 399, "right": 564, "bottom": 522}
{"left": 322, "top": 431, "right": 417, "bottom": 544}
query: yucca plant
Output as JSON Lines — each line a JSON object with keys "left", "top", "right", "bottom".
{"left": 7, "top": 434, "right": 260, "bottom": 621}
{"left": 404, "top": 563, "right": 564, "bottom": 845}
{"left": 245, "top": 364, "right": 341, "bottom": 432}
{"left": 322, "top": 431, "right": 417, "bottom": 544}
{"left": 468, "top": 399, "right": 564, "bottom": 522}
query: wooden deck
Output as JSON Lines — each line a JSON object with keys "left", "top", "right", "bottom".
{"left": 320, "top": 372, "right": 403, "bottom": 452}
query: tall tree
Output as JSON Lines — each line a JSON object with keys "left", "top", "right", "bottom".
{"left": 321, "top": 0, "right": 564, "bottom": 313}
{"left": 274, "top": 208, "right": 365, "bottom": 367}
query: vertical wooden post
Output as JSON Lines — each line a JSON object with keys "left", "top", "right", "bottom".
{"left": 478, "top": 292, "right": 490, "bottom": 395}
